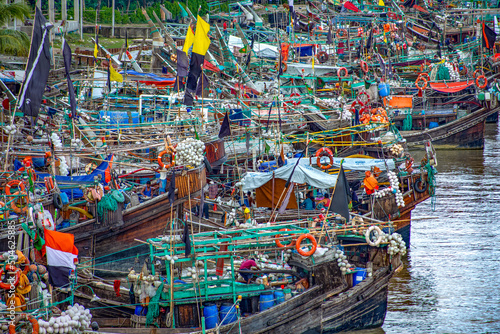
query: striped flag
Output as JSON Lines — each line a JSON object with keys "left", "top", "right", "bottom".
{"left": 44, "top": 229, "right": 78, "bottom": 288}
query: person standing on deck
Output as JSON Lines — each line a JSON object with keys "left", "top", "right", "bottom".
{"left": 239, "top": 258, "right": 260, "bottom": 284}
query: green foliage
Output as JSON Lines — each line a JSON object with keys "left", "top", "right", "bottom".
{"left": 0, "top": 1, "right": 30, "bottom": 56}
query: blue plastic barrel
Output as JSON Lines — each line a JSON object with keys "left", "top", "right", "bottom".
{"left": 203, "top": 303, "right": 219, "bottom": 329}
{"left": 429, "top": 122, "right": 439, "bottom": 129}
{"left": 219, "top": 303, "right": 237, "bottom": 325}
{"left": 274, "top": 290, "right": 285, "bottom": 305}
{"left": 60, "top": 192, "right": 69, "bottom": 205}
{"left": 353, "top": 268, "right": 367, "bottom": 287}
{"left": 378, "top": 83, "right": 391, "bottom": 97}
{"left": 259, "top": 291, "right": 274, "bottom": 312}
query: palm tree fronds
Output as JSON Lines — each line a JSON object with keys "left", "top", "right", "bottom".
{"left": 0, "top": 29, "right": 30, "bottom": 56}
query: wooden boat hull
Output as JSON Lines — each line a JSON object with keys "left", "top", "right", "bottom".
{"left": 64, "top": 166, "right": 207, "bottom": 275}
{"left": 400, "top": 106, "right": 499, "bottom": 149}
{"left": 94, "top": 266, "right": 395, "bottom": 333}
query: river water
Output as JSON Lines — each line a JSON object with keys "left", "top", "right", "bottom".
{"left": 347, "top": 122, "right": 500, "bottom": 334}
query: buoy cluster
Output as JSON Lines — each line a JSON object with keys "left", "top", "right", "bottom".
{"left": 389, "top": 144, "right": 404, "bottom": 157}
{"left": 380, "top": 232, "right": 407, "bottom": 256}
{"left": 175, "top": 138, "right": 205, "bottom": 167}
{"left": 334, "top": 249, "right": 353, "bottom": 274}
{"left": 37, "top": 304, "right": 93, "bottom": 334}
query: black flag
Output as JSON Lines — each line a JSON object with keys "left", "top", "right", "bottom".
{"left": 365, "top": 25, "right": 373, "bottom": 50}
{"left": 182, "top": 221, "right": 191, "bottom": 256}
{"left": 327, "top": 26, "right": 333, "bottom": 45}
{"left": 437, "top": 41, "right": 442, "bottom": 58}
{"left": 218, "top": 112, "right": 231, "bottom": 138}
{"left": 62, "top": 39, "right": 77, "bottom": 118}
{"left": 107, "top": 60, "right": 111, "bottom": 93}
{"left": 183, "top": 90, "right": 194, "bottom": 106}
{"left": 195, "top": 72, "right": 210, "bottom": 97}
{"left": 176, "top": 48, "right": 189, "bottom": 77}
{"left": 18, "top": 7, "right": 53, "bottom": 118}
{"left": 482, "top": 22, "right": 497, "bottom": 49}
{"left": 329, "top": 163, "right": 350, "bottom": 223}
{"left": 168, "top": 170, "right": 176, "bottom": 205}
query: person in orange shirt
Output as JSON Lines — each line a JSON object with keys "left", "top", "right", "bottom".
{"left": 363, "top": 171, "right": 379, "bottom": 195}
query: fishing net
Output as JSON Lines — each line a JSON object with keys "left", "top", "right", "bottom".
{"left": 97, "top": 193, "right": 118, "bottom": 218}
{"left": 435, "top": 64, "right": 450, "bottom": 81}
{"left": 145, "top": 282, "right": 164, "bottom": 327}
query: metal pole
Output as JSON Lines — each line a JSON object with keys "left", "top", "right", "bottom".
{"left": 80, "top": 0, "right": 83, "bottom": 40}
{"left": 111, "top": 0, "right": 115, "bottom": 37}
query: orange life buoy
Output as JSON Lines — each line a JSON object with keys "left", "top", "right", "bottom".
{"left": 9, "top": 313, "right": 38, "bottom": 334}
{"left": 473, "top": 69, "right": 484, "bottom": 78}
{"left": 0, "top": 265, "right": 21, "bottom": 290}
{"left": 336, "top": 28, "right": 347, "bottom": 38}
{"left": 419, "top": 73, "right": 430, "bottom": 81}
{"left": 10, "top": 191, "right": 28, "bottom": 214}
{"left": 296, "top": 234, "right": 317, "bottom": 257}
{"left": 275, "top": 61, "right": 287, "bottom": 72}
{"left": 476, "top": 75, "right": 487, "bottom": 89}
{"left": 158, "top": 150, "right": 175, "bottom": 169}
{"left": 360, "top": 60, "right": 369, "bottom": 73}
{"left": 5, "top": 180, "right": 26, "bottom": 196}
{"left": 275, "top": 228, "right": 296, "bottom": 248}
{"left": 415, "top": 76, "right": 428, "bottom": 90}
{"left": 337, "top": 67, "right": 348, "bottom": 78}
{"left": 316, "top": 147, "right": 334, "bottom": 170}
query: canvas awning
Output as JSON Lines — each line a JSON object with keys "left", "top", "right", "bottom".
{"left": 241, "top": 162, "right": 338, "bottom": 191}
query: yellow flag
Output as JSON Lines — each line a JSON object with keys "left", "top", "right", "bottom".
{"left": 312, "top": 56, "right": 315, "bottom": 70}
{"left": 109, "top": 64, "right": 123, "bottom": 82}
{"left": 192, "top": 15, "right": 211, "bottom": 56}
{"left": 379, "top": 0, "right": 385, "bottom": 6}
{"left": 94, "top": 43, "right": 98, "bottom": 58}
{"left": 183, "top": 27, "right": 195, "bottom": 54}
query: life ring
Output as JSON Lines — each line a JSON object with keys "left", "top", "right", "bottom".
{"left": 316, "top": 147, "right": 334, "bottom": 170}
{"left": 0, "top": 201, "right": 9, "bottom": 219}
{"left": 419, "top": 72, "right": 430, "bottom": 81}
{"left": 5, "top": 180, "right": 26, "bottom": 196}
{"left": 356, "top": 91, "right": 370, "bottom": 105}
{"left": 10, "top": 191, "right": 29, "bottom": 214}
{"left": 158, "top": 150, "right": 175, "bottom": 169}
{"left": 415, "top": 76, "right": 428, "bottom": 90}
{"left": 337, "top": 67, "right": 348, "bottom": 78}
{"left": 9, "top": 313, "right": 39, "bottom": 334}
{"left": 473, "top": 69, "right": 484, "bottom": 78}
{"left": 336, "top": 28, "right": 347, "bottom": 38}
{"left": 53, "top": 192, "right": 63, "bottom": 209}
{"left": 360, "top": 60, "right": 369, "bottom": 73}
{"left": 275, "top": 228, "right": 296, "bottom": 248}
{"left": 296, "top": 234, "right": 317, "bottom": 257}
{"left": 0, "top": 265, "right": 21, "bottom": 290}
{"left": 476, "top": 75, "right": 487, "bottom": 89}
{"left": 170, "top": 53, "right": 177, "bottom": 63}
{"left": 275, "top": 61, "right": 287, "bottom": 72}
{"left": 317, "top": 51, "right": 328, "bottom": 64}
{"left": 365, "top": 225, "right": 383, "bottom": 247}
{"left": 350, "top": 99, "right": 364, "bottom": 113}
{"left": 414, "top": 178, "right": 428, "bottom": 193}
